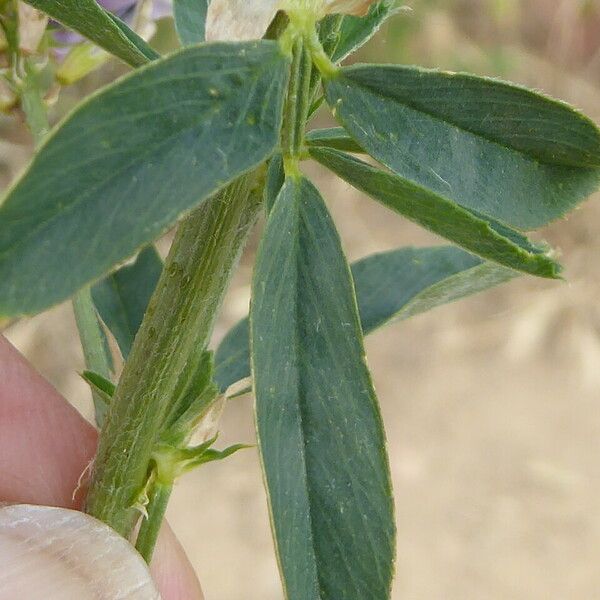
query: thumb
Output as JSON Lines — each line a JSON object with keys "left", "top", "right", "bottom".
{"left": 0, "top": 504, "right": 160, "bottom": 600}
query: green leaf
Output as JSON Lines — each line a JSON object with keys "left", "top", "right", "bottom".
{"left": 174, "top": 0, "right": 209, "bottom": 46}
{"left": 194, "top": 443, "right": 250, "bottom": 467}
{"left": 251, "top": 176, "right": 395, "bottom": 600}
{"left": 311, "top": 147, "right": 560, "bottom": 277}
{"left": 163, "top": 350, "right": 219, "bottom": 445}
{"left": 81, "top": 370, "right": 115, "bottom": 425}
{"left": 153, "top": 437, "right": 249, "bottom": 479}
{"left": 324, "top": 65, "right": 600, "bottom": 229}
{"left": 214, "top": 245, "right": 516, "bottom": 393}
{"left": 0, "top": 41, "right": 289, "bottom": 318}
{"left": 168, "top": 349, "right": 214, "bottom": 425}
{"left": 73, "top": 287, "right": 114, "bottom": 425}
{"left": 264, "top": 153, "right": 285, "bottom": 214}
{"left": 320, "top": 0, "right": 404, "bottom": 64}
{"left": 82, "top": 370, "right": 116, "bottom": 399}
{"left": 351, "top": 246, "right": 517, "bottom": 330}
{"left": 305, "top": 127, "right": 364, "bottom": 153}
{"left": 24, "top": 0, "right": 159, "bottom": 67}
{"left": 214, "top": 319, "right": 251, "bottom": 393}
{"left": 92, "top": 246, "right": 163, "bottom": 360}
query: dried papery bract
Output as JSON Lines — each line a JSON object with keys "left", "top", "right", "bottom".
{"left": 0, "top": 504, "right": 161, "bottom": 599}
{"left": 279, "top": 0, "right": 374, "bottom": 15}
{"left": 324, "top": 0, "right": 373, "bottom": 15}
{"left": 206, "top": 0, "right": 375, "bottom": 41}
{"left": 205, "top": 0, "right": 279, "bottom": 41}
{"left": 18, "top": 4, "right": 48, "bottom": 54}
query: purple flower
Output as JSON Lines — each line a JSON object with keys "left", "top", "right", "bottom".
{"left": 99, "top": 0, "right": 172, "bottom": 18}
{"left": 99, "top": 0, "right": 137, "bottom": 11}
{"left": 53, "top": 0, "right": 172, "bottom": 50}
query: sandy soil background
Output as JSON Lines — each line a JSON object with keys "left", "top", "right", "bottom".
{"left": 5, "top": 1, "right": 600, "bottom": 598}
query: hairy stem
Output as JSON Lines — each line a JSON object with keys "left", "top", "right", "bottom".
{"left": 281, "top": 36, "right": 301, "bottom": 157}
{"left": 308, "top": 15, "right": 342, "bottom": 100}
{"left": 85, "top": 173, "right": 263, "bottom": 537}
{"left": 281, "top": 35, "right": 313, "bottom": 173}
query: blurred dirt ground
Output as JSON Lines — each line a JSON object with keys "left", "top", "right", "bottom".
{"left": 5, "top": 1, "right": 600, "bottom": 598}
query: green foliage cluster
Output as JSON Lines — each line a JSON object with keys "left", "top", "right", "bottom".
{"left": 1, "top": 0, "right": 599, "bottom": 597}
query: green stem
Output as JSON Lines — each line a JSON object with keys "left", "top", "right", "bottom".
{"left": 281, "top": 37, "right": 304, "bottom": 160}
{"left": 85, "top": 173, "right": 262, "bottom": 538}
{"left": 281, "top": 36, "right": 313, "bottom": 174}
{"left": 308, "top": 15, "right": 342, "bottom": 102}
{"left": 0, "top": 0, "right": 19, "bottom": 77}
{"left": 19, "top": 58, "right": 49, "bottom": 146}
{"left": 72, "top": 287, "right": 113, "bottom": 424}
{"left": 20, "top": 72, "right": 48, "bottom": 145}
{"left": 135, "top": 482, "right": 172, "bottom": 563}
{"left": 294, "top": 44, "right": 312, "bottom": 153}
{"left": 304, "top": 23, "right": 338, "bottom": 80}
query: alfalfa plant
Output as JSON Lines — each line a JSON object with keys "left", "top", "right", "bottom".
{"left": 0, "top": 0, "right": 599, "bottom": 597}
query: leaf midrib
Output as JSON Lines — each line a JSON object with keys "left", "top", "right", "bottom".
{"left": 297, "top": 204, "right": 382, "bottom": 595}
{"left": 283, "top": 193, "right": 378, "bottom": 598}
{"left": 265, "top": 190, "right": 322, "bottom": 599}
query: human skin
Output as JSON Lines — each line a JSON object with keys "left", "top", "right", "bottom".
{"left": 0, "top": 335, "right": 203, "bottom": 600}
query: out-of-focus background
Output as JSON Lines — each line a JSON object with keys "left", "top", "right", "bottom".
{"left": 4, "top": 1, "right": 600, "bottom": 598}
